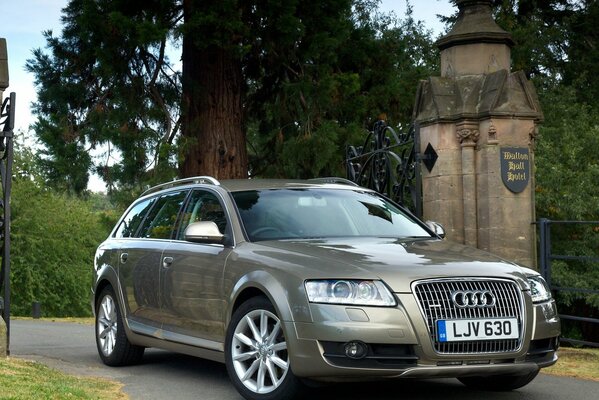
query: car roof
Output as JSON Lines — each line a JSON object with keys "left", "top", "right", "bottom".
{"left": 219, "top": 179, "right": 359, "bottom": 192}
{"left": 141, "top": 176, "right": 364, "bottom": 197}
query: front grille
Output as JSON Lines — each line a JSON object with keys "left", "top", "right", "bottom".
{"left": 412, "top": 278, "right": 524, "bottom": 354}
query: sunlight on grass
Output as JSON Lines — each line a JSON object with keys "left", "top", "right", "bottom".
{"left": 543, "top": 347, "right": 599, "bottom": 382}
{"left": 13, "top": 317, "right": 94, "bottom": 325}
{"left": 0, "top": 357, "right": 127, "bottom": 399}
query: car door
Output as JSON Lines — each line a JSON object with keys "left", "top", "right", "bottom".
{"left": 118, "top": 190, "right": 188, "bottom": 332}
{"left": 160, "top": 189, "right": 233, "bottom": 345}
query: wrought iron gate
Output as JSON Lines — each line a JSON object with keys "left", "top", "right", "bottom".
{"left": 346, "top": 120, "right": 422, "bottom": 217}
{"left": 0, "top": 92, "right": 15, "bottom": 354}
{"left": 538, "top": 219, "right": 599, "bottom": 347}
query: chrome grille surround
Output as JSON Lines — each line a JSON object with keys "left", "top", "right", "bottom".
{"left": 412, "top": 278, "right": 525, "bottom": 355}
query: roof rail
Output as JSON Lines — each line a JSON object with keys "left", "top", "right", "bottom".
{"left": 308, "top": 177, "right": 359, "bottom": 187}
{"left": 141, "top": 176, "right": 221, "bottom": 197}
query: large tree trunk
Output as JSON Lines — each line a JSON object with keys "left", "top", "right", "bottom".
{"left": 180, "top": 1, "right": 248, "bottom": 179}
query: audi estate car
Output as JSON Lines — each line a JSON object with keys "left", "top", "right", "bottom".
{"left": 92, "top": 176, "right": 560, "bottom": 400}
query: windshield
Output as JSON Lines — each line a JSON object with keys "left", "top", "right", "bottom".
{"left": 232, "top": 188, "right": 431, "bottom": 241}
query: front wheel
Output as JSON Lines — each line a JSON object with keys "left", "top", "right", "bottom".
{"left": 95, "top": 285, "right": 144, "bottom": 366}
{"left": 458, "top": 370, "right": 540, "bottom": 391}
{"left": 225, "top": 297, "right": 303, "bottom": 400}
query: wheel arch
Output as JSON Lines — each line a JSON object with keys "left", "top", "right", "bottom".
{"left": 94, "top": 279, "right": 112, "bottom": 307}
{"left": 227, "top": 270, "right": 296, "bottom": 327}
{"left": 92, "top": 265, "right": 123, "bottom": 318}
{"left": 232, "top": 287, "right": 268, "bottom": 313}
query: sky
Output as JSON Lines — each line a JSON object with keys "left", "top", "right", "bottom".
{"left": 2, "top": 0, "right": 455, "bottom": 191}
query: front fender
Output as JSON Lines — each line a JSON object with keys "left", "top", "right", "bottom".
{"left": 227, "top": 270, "right": 311, "bottom": 327}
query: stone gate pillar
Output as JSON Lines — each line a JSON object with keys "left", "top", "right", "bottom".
{"left": 414, "top": 0, "right": 542, "bottom": 268}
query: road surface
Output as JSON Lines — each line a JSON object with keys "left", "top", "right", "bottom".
{"left": 9, "top": 319, "right": 599, "bottom": 400}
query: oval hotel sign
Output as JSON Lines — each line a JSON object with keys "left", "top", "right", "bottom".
{"left": 500, "top": 147, "right": 530, "bottom": 193}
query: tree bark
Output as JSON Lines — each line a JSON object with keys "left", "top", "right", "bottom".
{"left": 180, "top": 1, "right": 248, "bottom": 179}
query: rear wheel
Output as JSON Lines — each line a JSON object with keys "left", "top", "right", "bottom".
{"left": 95, "top": 285, "right": 144, "bottom": 366}
{"left": 225, "top": 297, "right": 303, "bottom": 400}
{"left": 458, "top": 370, "right": 539, "bottom": 391}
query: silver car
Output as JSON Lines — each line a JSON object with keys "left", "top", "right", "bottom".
{"left": 92, "top": 176, "right": 560, "bottom": 400}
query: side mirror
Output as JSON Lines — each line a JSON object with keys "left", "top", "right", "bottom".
{"left": 184, "top": 221, "right": 224, "bottom": 244}
{"left": 425, "top": 221, "right": 446, "bottom": 239}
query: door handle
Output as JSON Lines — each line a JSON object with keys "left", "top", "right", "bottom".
{"left": 163, "top": 256, "right": 174, "bottom": 268}
{"left": 120, "top": 253, "right": 128, "bottom": 264}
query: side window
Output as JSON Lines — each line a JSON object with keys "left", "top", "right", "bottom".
{"left": 177, "top": 190, "right": 227, "bottom": 240}
{"left": 114, "top": 198, "right": 156, "bottom": 238}
{"left": 138, "top": 191, "right": 188, "bottom": 239}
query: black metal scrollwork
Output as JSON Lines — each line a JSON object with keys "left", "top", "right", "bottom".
{"left": 0, "top": 92, "right": 14, "bottom": 353}
{"left": 0, "top": 94, "right": 15, "bottom": 158}
{"left": 346, "top": 120, "right": 422, "bottom": 217}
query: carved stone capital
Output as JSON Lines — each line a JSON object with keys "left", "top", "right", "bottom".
{"left": 456, "top": 128, "right": 480, "bottom": 144}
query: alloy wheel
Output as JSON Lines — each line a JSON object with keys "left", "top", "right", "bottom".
{"left": 231, "top": 309, "right": 289, "bottom": 394}
{"left": 97, "top": 294, "right": 118, "bottom": 357}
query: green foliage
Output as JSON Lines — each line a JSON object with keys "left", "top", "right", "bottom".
{"left": 247, "top": 2, "right": 437, "bottom": 178}
{"left": 493, "top": 0, "right": 599, "bottom": 111}
{"left": 26, "top": 0, "right": 181, "bottom": 193}
{"left": 10, "top": 148, "right": 115, "bottom": 317}
{"left": 549, "top": 1, "right": 599, "bottom": 108}
{"left": 532, "top": 75, "right": 599, "bottom": 344}
{"left": 493, "top": 0, "right": 573, "bottom": 81}
{"left": 27, "top": 0, "right": 437, "bottom": 189}
{"left": 535, "top": 86, "right": 599, "bottom": 221}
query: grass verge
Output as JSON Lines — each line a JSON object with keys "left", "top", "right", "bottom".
{"left": 0, "top": 357, "right": 127, "bottom": 400}
{"left": 13, "top": 316, "right": 94, "bottom": 325}
{"left": 543, "top": 347, "right": 599, "bottom": 382}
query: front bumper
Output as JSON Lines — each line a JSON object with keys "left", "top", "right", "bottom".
{"left": 285, "top": 296, "right": 560, "bottom": 381}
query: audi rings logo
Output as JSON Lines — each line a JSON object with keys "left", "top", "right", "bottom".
{"left": 451, "top": 290, "right": 496, "bottom": 308}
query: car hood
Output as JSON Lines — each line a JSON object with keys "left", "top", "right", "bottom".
{"left": 255, "top": 237, "right": 532, "bottom": 292}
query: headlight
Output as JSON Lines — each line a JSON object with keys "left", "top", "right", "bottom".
{"left": 528, "top": 276, "right": 552, "bottom": 303}
{"left": 304, "top": 280, "right": 396, "bottom": 306}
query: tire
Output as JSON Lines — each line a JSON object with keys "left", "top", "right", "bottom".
{"left": 225, "top": 297, "right": 304, "bottom": 400}
{"left": 458, "top": 370, "right": 540, "bottom": 391}
{"left": 95, "top": 285, "right": 144, "bottom": 366}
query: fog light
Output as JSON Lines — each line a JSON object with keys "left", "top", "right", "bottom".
{"left": 344, "top": 341, "right": 368, "bottom": 359}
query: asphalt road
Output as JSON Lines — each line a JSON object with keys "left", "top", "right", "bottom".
{"left": 9, "top": 319, "right": 599, "bottom": 400}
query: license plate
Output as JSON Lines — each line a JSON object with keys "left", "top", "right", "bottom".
{"left": 437, "top": 318, "right": 519, "bottom": 342}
